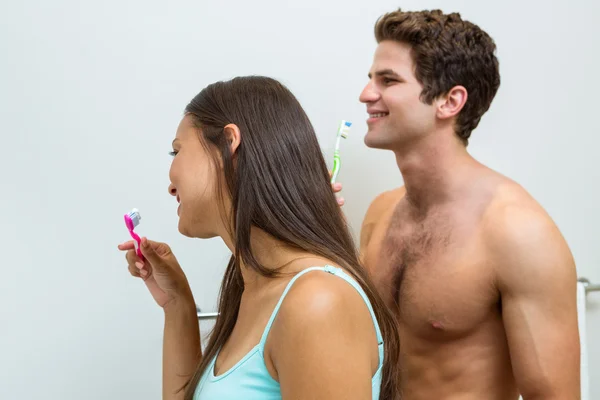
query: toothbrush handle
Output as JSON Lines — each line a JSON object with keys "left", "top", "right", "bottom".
{"left": 129, "top": 230, "right": 144, "bottom": 260}
{"left": 331, "top": 152, "right": 341, "bottom": 184}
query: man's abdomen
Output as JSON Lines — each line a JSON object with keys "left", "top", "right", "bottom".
{"left": 398, "top": 319, "right": 519, "bottom": 400}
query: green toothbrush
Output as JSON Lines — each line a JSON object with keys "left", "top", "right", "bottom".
{"left": 330, "top": 120, "right": 352, "bottom": 184}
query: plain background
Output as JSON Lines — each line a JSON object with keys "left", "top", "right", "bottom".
{"left": 1, "top": 0, "right": 598, "bottom": 398}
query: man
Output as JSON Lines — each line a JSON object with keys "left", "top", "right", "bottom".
{"left": 337, "top": 8, "right": 580, "bottom": 400}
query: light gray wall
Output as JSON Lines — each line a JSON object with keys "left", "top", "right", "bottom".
{"left": 1, "top": 0, "right": 598, "bottom": 399}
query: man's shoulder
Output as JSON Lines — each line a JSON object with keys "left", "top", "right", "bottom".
{"left": 359, "top": 186, "right": 405, "bottom": 256}
{"left": 364, "top": 186, "right": 406, "bottom": 222}
{"left": 481, "top": 176, "right": 574, "bottom": 283}
{"left": 484, "top": 177, "right": 554, "bottom": 237}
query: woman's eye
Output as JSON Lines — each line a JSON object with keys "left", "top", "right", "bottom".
{"left": 169, "top": 150, "right": 178, "bottom": 157}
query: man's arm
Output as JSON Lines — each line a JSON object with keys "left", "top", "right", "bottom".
{"left": 488, "top": 203, "right": 580, "bottom": 399}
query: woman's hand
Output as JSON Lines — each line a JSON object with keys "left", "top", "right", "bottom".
{"left": 118, "top": 237, "right": 193, "bottom": 309}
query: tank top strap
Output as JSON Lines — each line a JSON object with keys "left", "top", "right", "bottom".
{"left": 321, "top": 265, "right": 384, "bottom": 344}
{"left": 258, "top": 266, "right": 327, "bottom": 351}
{"left": 258, "top": 265, "right": 384, "bottom": 352}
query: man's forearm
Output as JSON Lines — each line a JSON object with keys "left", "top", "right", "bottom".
{"left": 519, "top": 374, "right": 580, "bottom": 400}
{"left": 522, "top": 393, "right": 580, "bottom": 400}
{"left": 163, "top": 297, "right": 202, "bottom": 399}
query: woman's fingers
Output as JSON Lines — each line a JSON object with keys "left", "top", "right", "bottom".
{"left": 121, "top": 241, "right": 149, "bottom": 278}
{"left": 125, "top": 249, "right": 141, "bottom": 266}
{"left": 118, "top": 241, "right": 136, "bottom": 251}
{"left": 136, "top": 261, "right": 149, "bottom": 277}
{"left": 128, "top": 263, "right": 141, "bottom": 277}
{"left": 127, "top": 258, "right": 149, "bottom": 277}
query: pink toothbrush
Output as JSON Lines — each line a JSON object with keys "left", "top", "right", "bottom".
{"left": 124, "top": 208, "right": 144, "bottom": 260}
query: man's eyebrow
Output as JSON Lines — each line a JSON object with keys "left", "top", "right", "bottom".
{"left": 368, "top": 69, "right": 402, "bottom": 79}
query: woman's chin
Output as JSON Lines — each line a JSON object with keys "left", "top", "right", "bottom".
{"left": 178, "top": 219, "right": 218, "bottom": 239}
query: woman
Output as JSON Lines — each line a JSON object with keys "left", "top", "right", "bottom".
{"left": 118, "top": 76, "right": 400, "bottom": 399}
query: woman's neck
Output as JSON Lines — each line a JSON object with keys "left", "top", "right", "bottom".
{"left": 222, "top": 227, "right": 317, "bottom": 290}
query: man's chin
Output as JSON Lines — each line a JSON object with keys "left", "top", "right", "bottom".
{"left": 364, "top": 132, "right": 392, "bottom": 150}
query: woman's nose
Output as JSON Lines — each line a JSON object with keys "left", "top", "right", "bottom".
{"left": 168, "top": 183, "right": 177, "bottom": 197}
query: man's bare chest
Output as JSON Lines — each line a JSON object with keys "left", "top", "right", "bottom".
{"left": 366, "top": 206, "right": 498, "bottom": 338}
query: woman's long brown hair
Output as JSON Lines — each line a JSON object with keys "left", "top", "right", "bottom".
{"left": 182, "top": 76, "right": 400, "bottom": 399}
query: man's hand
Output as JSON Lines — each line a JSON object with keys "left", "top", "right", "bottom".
{"left": 333, "top": 182, "right": 344, "bottom": 206}
{"left": 329, "top": 170, "right": 344, "bottom": 206}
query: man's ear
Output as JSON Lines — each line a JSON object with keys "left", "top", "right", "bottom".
{"left": 436, "top": 85, "right": 468, "bottom": 120}
{"left": 223, "top": 123, "right": 241, "bottom": 155}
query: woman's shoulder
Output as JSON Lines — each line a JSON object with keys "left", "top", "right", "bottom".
{"left": 264, "top": 262, "right": 382, "bottom": 397}
{"left": 265, "top": 261, "right": 379, "bottom": 372}
{"left": 274, "top": 261, "right": 374, "bottom": 330}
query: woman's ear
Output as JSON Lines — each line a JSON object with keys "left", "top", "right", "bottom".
{"left": 223, "top": 124, "right": 241, "bottom": 155}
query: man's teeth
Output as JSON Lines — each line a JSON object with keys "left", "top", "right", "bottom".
{"left": 370, "top": 113, "right": 388, "bottom": 118}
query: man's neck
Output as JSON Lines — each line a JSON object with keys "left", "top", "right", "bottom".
{"left": 394, "top": 133, "right": 478, "bottom": 211}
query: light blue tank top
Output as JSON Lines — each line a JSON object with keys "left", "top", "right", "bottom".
{"left": 193, "top": 265, "right": 385, "bottom": 400}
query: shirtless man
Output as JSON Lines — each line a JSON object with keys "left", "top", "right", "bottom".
{"left": 344, "top": 9, "right": 581, "bottom": 400}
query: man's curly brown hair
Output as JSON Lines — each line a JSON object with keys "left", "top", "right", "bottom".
{"left": 375, "top": 9, "right": 500, "bottom": 145}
